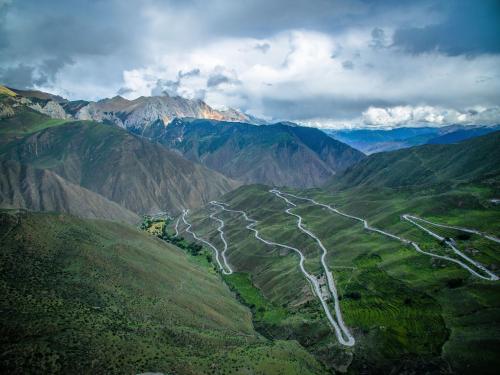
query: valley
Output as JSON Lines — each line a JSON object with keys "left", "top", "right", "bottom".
{"left": 1, "top": 86, "right": 499, "bottom": 374}
{"left": 2, "top": 1, "right": 500, "bottom": 374}
{"left": 169, "top": 180, "right": 499, "bottom": 374}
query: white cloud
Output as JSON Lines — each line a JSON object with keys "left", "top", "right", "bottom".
{"left": 302, "top": 105, "right": 500, "bottom": 129}
{"left": 362, "top": 105, "right": 500, "bottom": 127}
{"left": 117, "top": 27, "right": 500, "bottom": 127}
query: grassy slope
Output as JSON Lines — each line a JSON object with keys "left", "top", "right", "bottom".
{"left": 0, "top": 210, "right": 325, "bottom": 375}
{"left": 0, "top": 102, "right": 68, "bottom": 136}
{"left": 0, "top": 85, "right": 17, "bottom": 97}
{"left": 184, "top": 182, "right": 499, "bottom": 374}
{"left": 333, "top": 131, "right": 500, "bottom": 190}
{"left": 303, "top": 183, "right": 500, "bottom": 374}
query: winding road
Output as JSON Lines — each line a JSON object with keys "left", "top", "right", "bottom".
{"left": 274, "top": 190, "right": 498, "bottom": 281}
{"left": 269, "top": 190, "right": 355, "bottom": 346}
{"left": 406, "top": 215, "right": 500, "bottom": 244}
{"left": 173, "top": 217, "right": 180, "bottom": 237}
{"left": 181, "top": 209, "right": 233, "bottom": 275}
{"left": 210, "top": 201, "right": 356, "bottom": 347}
{"left": 209, "top": 210, "right": 234, "bottom": 275}
{"left": 403, "top": 214, "right": 498, "bottom": 281}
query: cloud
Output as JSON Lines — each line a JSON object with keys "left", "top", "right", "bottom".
{"left": 361, "top": 105, "right": 500, "bottom": 128}
{"left": 370, "top": 27, "right": 388, "bottom": 49}
{"left": 179, "top": 69, "right": 201, "bottom": 78}
{"left": 392, "top": 0, "right": 500, "bottom": 56}
{"left": 0, "top": 64, "right": 38, "bottom": 88}
{"left": 342, "top": 60, "right": 354, "bottom": 70}
{"left": 254, "top": 42, "right": 271, "bottom": 53}
{"left": 0, "top": 0, "right": 499, "bottom": 127}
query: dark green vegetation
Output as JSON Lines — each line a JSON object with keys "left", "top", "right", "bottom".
{"left": 0, "top": 93, "right": 238, "bottom": 219}
{"left": 155, "top": 118, "right": 364, "bottom": 188}
{"left": 0, "top": 210, "right": 326, "bottom": 374}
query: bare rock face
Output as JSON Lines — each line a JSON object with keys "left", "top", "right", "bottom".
{"left": 74, "top": 95, "right": 253, "bottom": 131}
{"left": 0, "top": 102, "right": 14, "bottom": 119}
{"left": 28, "top": 100, "right": 71, "bottom": 119}
{"left": 10, "top": 87, "right": 256, "bottom": 131}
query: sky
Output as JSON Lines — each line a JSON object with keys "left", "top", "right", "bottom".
{"left": 0, "top": 0, "right": 499, "bottom": 129}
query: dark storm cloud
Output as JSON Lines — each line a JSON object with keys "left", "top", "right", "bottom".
{"left": 342, "top": 60, "right": 354, "bottom": 70}
{"left": 392, "top": 0, "right": 500, "bottom": 56}
{"left": 206, "top": 73, "right": 240, "bottom": 88}
{"left": 0, "top": 0, "right": 499, "bottom": 126}
{"left": 259, "top": 96, "right": 397, "bottom": 122}
{"left": 0, "top": 64, "right": 38, "bottom": 88}
{"left": 254, "top": 43, "right": 271, "bottom": 53}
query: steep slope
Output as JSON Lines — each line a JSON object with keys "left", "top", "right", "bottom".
{"left": 156, "top": 118, "right": 364, "bottom": 188}
{"left": 0, "top": 210, "right": 324, "bottom": 374}
{"left": 0, "top": 160, "right": 139, "bottom": 224}
{"left": 0, "top": 101, "right": 238, "bottom": 214}
{"left": 332, "top": 131, "right": 500, "bottom": 189}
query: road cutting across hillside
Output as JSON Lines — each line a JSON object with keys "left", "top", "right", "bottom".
{"left": 210, "top": 201, "right": 355, "bottom": 347}
{"left": 275, "top": 190, "right": 498, "bottom": 281}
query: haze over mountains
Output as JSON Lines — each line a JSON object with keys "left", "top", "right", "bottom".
{"left": 325, "top": 125, "right": 500, "bottom": 154}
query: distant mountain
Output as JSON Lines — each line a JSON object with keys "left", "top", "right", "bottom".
{"left": 325, "top": 125, "right": 500, "bottom": 154}
{"left": 332, "top": 131, "right": 500, "bottom": 189}
{"left": 0, "top": 98, "right": 238, "bottom": 215}
{"left": 153, "top": 118, "right": 365, "bottom": 188}
{"left": 5, "top": 85, "right": 263, "bottom": 132}
{"left": 0, "top": 160, "right": 139, "bottom": 224}
{"left": 425, "top": 126, "right": 500, "bottom": 145}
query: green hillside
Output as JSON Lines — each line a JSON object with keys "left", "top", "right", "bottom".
{"left": 332, "top": 131, "right": 500, "bottom": 190}
{"left": 180, "top": 169, "right": 500, "bottom": 373}
{"left": 0, "top": 210, "right": 325, "bottom": 374}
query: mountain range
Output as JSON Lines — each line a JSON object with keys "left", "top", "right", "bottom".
{"left": 325, "top": 125, "right": 500, "bottom": 154}
{"left": 0, "top": 94, "right": 238, "bottom": 219}
{"left": 149, "top": 118, "right": 365, "bottom": 188}
{"left": 2, "top": 86, "right": 365, "bottom": 188}
{"left": 1, "top": 83, "right": 499, "bottom": 374}
{"left": 9, "top": 86, "right": 260, "bottom": 130}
